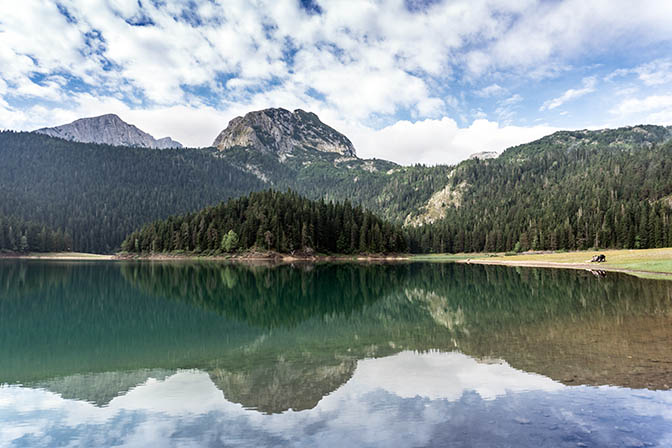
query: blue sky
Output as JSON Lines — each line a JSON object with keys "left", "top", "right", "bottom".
{"left": 1, "top": 0, "right": 672, "bottom": 164}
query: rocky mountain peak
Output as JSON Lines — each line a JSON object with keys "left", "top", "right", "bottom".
{"left": 35, "top": 114, "right": 183, "bottom": 149}
{"left": 212, "top": 108, "right": 357, "bottom": 157}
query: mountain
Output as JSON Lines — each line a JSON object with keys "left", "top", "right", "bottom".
{"left": 3, "top": 112, "right": 672, "bottom": 254}
{"left": 0, "top": 132, "right": 263, "bottom": 253}
{"left": 409, "top": 124, "right": 672, "bottom": 253}
{"left": 213, "top": 108, "right": 356, "bottom": 157}
{"left": 155, "top": 136, "right": 183, "bottom": 148}
{"left": 0, "top": 128, "right": 445, "bottom": 253}
{"left": 34, "top": 114, "right": 183, "bottom": 149}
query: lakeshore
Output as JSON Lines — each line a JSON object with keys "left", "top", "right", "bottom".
{"left": 114, "top": 250, "right": 411, "bottom": 262}
{"left": 451, "top": 248, "right": 672, "bottom": 280}
{"left": 1, "top": 250, "right": 411, "bottom": 263}
{"left": 4, "top": 248, "right": 672, "bottom": 280}
{"left": 0, "top": 252, "right": 115, "bottom": 261}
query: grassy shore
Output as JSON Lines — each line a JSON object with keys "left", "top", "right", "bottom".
{"left": 0, "top": 252, "right": 114, "bottom": 260}
{"left": 441, "top": 248, "right": 672, "bottom": 279}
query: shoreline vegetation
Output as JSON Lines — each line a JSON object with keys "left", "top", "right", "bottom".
{"left": 3, "top": 248, "right": 672, "bottom": 279}
{"left": 0, "top": 250, "right": 410, "bottom": 262}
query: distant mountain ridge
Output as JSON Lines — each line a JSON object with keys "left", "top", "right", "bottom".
{"left": 503, "top": 125, "right": 672, "bottom": 159}
{"left": 4, "top": 111, "right": 672, "bottom": 254}
{"left": 213, "top": 108, "right": 356, "bottom": 157}
{"left": 35, "top": 114, "right": 183, "bottom": 149}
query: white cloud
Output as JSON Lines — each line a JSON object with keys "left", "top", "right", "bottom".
{"left": 608, "top": 58, "right": 672, "bottom": 87}
{"left": 466, "top": 0, "right": 672, "bottom": 77}
{"left": 610, "top": 94, "right": 672, "bottom": 125}
{"left": 4, "top": 0, "right": 485, "bottom": 126}
{"left": 347, "top": 117, "right": 557, "bottom": 165}
{"left": 0, "top": 93, "right": 234, "bottom": 147}
{"left": 495, "top": 94, "right": 524, "bottom": 123}
{"left": 500, "top": 94, "right": 523, "bottom": 107}
{"left": 350, "top": 351, "right": 562, "bottom": 401}
{"left": 611, "top": 95, "right": 672, "bottom": 115}
{"left": 540, "top": 76, "right": 596, "bottom": 111}
{"left": 1, "top": 0, "right": 672, "bottom": 161}
{"left": 415, "top": 97, "right": 446, "bottom": 117}
{"left": 636, "top": 60, "right": 672, "bottom": 86}
{"left": 475, "top": 84, "right": 507, "bottom": 98}
{"left": 4, "top": 0, "right": 669, "bottom": 122}
{"left": 614, "top": 87, "right": 640, "bottom": 97}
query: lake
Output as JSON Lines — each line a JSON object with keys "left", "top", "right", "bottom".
{"left": 1, "top": 260, "right": 671, "bottom": 447}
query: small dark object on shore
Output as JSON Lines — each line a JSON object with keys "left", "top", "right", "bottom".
{"left": 590, "top": 254, "right": 606, "bottom": 263}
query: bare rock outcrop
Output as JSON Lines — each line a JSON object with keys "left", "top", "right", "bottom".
{"left": 212, "top": 108, "right": 356, "bottom": 157}
{"left": 35, "top": 114, "right": 183, "bottom": 149}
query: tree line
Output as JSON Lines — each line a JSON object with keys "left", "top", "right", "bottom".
{"left": 121, "top": 190, "right": 408, "bottom": 254}
{"left": 0, "top": 216, "right": 73, "bottom": 253}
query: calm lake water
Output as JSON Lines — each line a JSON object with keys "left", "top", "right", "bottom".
{"left": 1, "top": 260, "right": 671, "bottom": 447}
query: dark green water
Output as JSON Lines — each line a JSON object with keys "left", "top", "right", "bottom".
{"left": 0, "top": 260, "right": 671, "bottom": 447}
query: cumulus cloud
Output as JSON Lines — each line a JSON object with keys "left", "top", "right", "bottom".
{"left": 347, "top": 117, "right": 557, "bottom": 165}
{"left": 540, "top": 77, "right": 596, "bottom": 111}
{"left": 0, "top": 93, "right": 236, "bottom": 147}
{"left": 1, "top": 0, "right": 672, "bottom": 162}
{"left": 350, "top": 351, "right": 562, "bottom": 401}
{"left": 465, "top": 0, "right": 672, "bottom": 77}
{"left": 607, "top": 58, "right": 672, "bottom": 87}
{"left": 609, "top": 94, "right": 672, "bottom": 125}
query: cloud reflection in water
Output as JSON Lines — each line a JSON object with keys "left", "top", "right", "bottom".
{"left": 1, "top": 351, "right": 671, "bottom": 447}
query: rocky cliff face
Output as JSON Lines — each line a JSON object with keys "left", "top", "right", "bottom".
{"left": 212, "top": 108, "right": 356, "bottom": 157}
{"left": 35, "top": 114, "right": 183, "bottom": 149}
{"left": 469, "top": 151, "right": 499, "bottom": 160}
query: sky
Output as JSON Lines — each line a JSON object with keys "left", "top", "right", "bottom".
{"left": 1, "top": 0, "right": 672, "bottom": 165}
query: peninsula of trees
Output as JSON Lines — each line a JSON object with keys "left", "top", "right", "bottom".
{"left": 121, "top": 190, "right": 408, "bottom": 255}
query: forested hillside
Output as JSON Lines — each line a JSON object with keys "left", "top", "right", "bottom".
{"left": 2, "top": 123, "right": 672, "bottom": 255}
{"left": 0, "top": 216, "right": 72, "bottom": 253}
{"left": 121, "top": 190, "right": 407, "bottom": 254}
{"left": 0, "top": 132, "right": 265, "bottom": 253}
{"left": 0, "top": 131, "right": 450, "bottom": 253}
{"left": 219, "top": 145, "right": 453, "bottom": 221}
{"left": 411, "top": 127, "right": 672, "bottom": 253}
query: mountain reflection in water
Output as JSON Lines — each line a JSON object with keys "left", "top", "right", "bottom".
{"left": 2, "top": 352, "right": 671, "bottom": 447}
{"left": 0, "top": 260, "right": 671, "bottom": 446}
